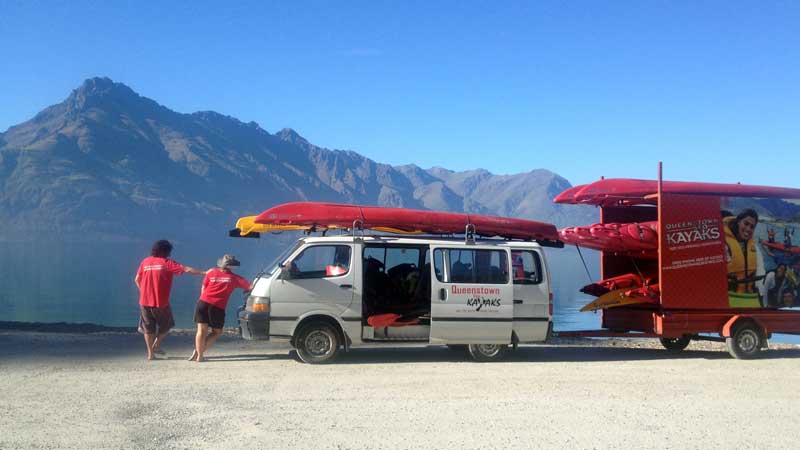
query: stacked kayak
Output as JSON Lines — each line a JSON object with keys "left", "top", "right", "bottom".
{"left": 559, "top": 221, "right": 658, "bottom": 258}
{"left": 579, "top": 273, "right": 660, "bottom": 311}
{"left": 554, "top": 178, "right": 800, "bottom": 207}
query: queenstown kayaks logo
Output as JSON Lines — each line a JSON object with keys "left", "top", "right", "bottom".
{"left": 451, "top": 285, "right": 502, "bottom": 311}
{"left": 665, "top": 219, "right": 721, "bottom": 245}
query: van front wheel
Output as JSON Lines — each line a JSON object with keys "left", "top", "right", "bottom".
{"left": 296, "top": 323, "right": 340, "bottom": 364}
{"left": 467, "top": 344, "right": 508, "bottom": 362}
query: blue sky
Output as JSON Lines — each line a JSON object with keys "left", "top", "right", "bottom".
{"left": 1, "top": 1, "right": 798, "bottom": 187}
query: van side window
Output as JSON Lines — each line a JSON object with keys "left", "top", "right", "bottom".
{"left": 289, "top": 245, "right": 351, "bottom": 279}
{"left": 433, "top": 249, "right": 508, "bottom": 284}
{"left": 511, "top": 250, "right": 542, "bottom": 285}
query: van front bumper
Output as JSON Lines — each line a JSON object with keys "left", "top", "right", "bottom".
{"left": 238, "top": 309, "right": 270, "bottom": 340}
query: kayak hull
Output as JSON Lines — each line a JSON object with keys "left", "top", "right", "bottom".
{"left": 253, "top": 202, "right": 560, "bottom": 242}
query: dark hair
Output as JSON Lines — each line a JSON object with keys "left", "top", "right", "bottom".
{"left": 151, "top": 240, "right": 173, "bottom": 258}
{"left": 736, "top": 208, "right": 759, "bottom": 223}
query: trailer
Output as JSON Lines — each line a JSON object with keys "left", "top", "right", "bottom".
{"left": 553, "top": 165, "right": 800, "bottom": 358}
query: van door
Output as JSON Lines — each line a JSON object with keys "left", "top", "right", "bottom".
{"left": 510, "top": 248, "right": 550, "bottom": 342}
{"left": 269, "top": 244, "right": 355, "bottom": 335}
{"left": 429, "top": 245, "right": 513, "bottom": 344}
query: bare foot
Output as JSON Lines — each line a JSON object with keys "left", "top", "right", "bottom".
{"left": 187, "top": 350, "right": 198, "bottom": 362}
{"left": 147, "top": 354, "right": 155, "bottom": 361}
{"left": 195, "top": 355, "right": 205, "bottom": 363}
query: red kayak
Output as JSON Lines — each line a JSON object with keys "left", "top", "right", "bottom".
{"left": 552, "top": 184, "right": 588, "bottom": 204}
{"left": 254, "top": 202, "right": 560, "bottom": 242}
{"left": 761, "top": 240, "right": 800, "bottom": 255}
{"left": 580, "top": 273, "right": 649, "bottom": 297}
{"left": 555, "top": 178, "right": 800, "bottom": 205}
{"left": 559, "top": 221, "right": 658, "bottom": 257}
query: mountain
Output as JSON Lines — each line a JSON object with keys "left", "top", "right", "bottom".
{"left": 0, "top": 77, "right": 596, "bottom": 241}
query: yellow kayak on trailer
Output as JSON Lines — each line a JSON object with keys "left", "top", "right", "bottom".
{"left": 580, "top": 288, "right": 655, "bottom": 312}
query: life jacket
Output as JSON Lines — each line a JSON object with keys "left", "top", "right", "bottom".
{"left": 723, "top": 216, "right": 758, "bottom": 293}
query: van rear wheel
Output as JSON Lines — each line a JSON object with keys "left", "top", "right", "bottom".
{"left": 467, "top": 344, "right": 508, "bottom": 362}
{"left": 296, "top": 323, "right": 340, "bottom": 364}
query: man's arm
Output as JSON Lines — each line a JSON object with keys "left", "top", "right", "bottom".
{"left": 183, "top": 266, "right": 207, "bottom": 275}
{"left": 134, "top": 273, "right": 141, "bottom": 290}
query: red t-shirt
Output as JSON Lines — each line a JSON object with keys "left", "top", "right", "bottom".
{"left": 200, "top": 269, "right": 251, "bottom": 309}
{"left": 136, "top": 256, "right": 185, "bottom": 308}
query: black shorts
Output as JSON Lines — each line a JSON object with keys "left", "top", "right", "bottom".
{"left": 139, "top": 305, "right": 175, "bottom": 334}
{"left": 194, "top": 300, "right": 225, "bottom": 329}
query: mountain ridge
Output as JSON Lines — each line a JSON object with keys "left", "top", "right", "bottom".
{"left": 0, "top": 77, "right": 596, "bottom": 241}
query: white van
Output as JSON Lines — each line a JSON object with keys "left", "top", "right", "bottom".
{"left": 238, "top": 234, "right": 553, "bottom": 363}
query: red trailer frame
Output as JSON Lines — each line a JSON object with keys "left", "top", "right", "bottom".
{"left": 554, "top": 165, "right": 800, "bottom": 358}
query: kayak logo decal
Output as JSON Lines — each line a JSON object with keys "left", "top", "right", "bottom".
{"left": 467, "top": 297, "right": 502, "bottom": 311}
{"left": 451, "top": 286, "right": 501, "bottom": 296}
{"left": 665, "top": 219, "right": 721, "bottom": 247}
{"left": 451, "top": 285, "right": 503, "bottom": 312}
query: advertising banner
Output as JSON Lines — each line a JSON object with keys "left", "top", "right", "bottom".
{"left": 659, "top": 194, "right": 728, "bottom": 309}
{"left": 660, "top": 193, "right": 800, "bottom": 309}
{"left": 723, "top": 196, "right": 800, "bottom": 309}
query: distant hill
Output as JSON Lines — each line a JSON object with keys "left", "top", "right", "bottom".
{"left": 0, "top": 77, "right": 596, "bottom": 241}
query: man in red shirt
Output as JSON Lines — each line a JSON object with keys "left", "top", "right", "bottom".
{"left": 189, "top": 254, "right": 253, "bottom": 362}
{"left": 134, "top": 240, "right": 207, "bottom": 360}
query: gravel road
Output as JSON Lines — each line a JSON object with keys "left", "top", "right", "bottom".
{"left": 1, "top": 330, "right": 799, "bottom": 450}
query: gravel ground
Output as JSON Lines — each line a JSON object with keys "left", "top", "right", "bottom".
{"left": 1, "top": 330, "right": 800, "bottom": 450}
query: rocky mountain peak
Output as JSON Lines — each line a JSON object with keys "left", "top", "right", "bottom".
{"left": 53, "top": 77, "right": 169, "bottom": 126}
{"left": 276, "top": 128, "right": 309, "bottom": 146}
{"left": 67, "top": 77, "right": 138, "bottom": 108}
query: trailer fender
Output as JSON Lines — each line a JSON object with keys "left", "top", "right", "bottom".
{"left": 721, "top": 315, "right": 768, "bottom": 338}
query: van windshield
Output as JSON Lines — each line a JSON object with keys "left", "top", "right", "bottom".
{"left": 262, "top": 241, "right": 304, "bottom": 277}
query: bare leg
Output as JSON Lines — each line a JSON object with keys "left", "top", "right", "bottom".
{"left": 194, "top": 323, "right": 209, "bottom": 362}
{"left": 204, "top": 328, "right": 223, "bottom": 352}
{"left": 143, "top": 333, "right": 156, "bottom": 360}
{"left": 152, "top": 330, "right": 169, "bottom": 353}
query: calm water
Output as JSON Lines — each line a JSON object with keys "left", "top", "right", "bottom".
{"left": 0, "top": 241, "right": 796, "bottom": 344}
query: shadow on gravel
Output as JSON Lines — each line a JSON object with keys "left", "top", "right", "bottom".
{"left": 0, "top": 333, "right": 266, "bottom": 362}
{"left": 198, "top": 354, "right": 293, "bottom": 362}
{"left": 329, "top": 345, "right": 800, "bottom": 364}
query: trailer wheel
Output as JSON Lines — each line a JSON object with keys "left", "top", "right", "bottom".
{"left": 296, "top": 323, "right": 340, "bottom": 364}
{"left": 726, "top": 322, "right": 764, "bottom": 360}
{"left": 659, "top": 335, "right": 691, "bottom": 352}
{"left": 467, "top": 344, "right": 508, "bottom": 362}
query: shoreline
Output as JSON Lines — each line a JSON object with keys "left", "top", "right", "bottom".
{"left": 0, "top": 320, "right": 239, "bottom": 336}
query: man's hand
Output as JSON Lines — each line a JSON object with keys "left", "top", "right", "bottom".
{"left": 184, "top": 266, "right": 206, "bottom": 275}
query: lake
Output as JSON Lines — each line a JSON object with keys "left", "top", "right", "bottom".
{"left": 1, "top": 240, "right": 796, "bottom": 344}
